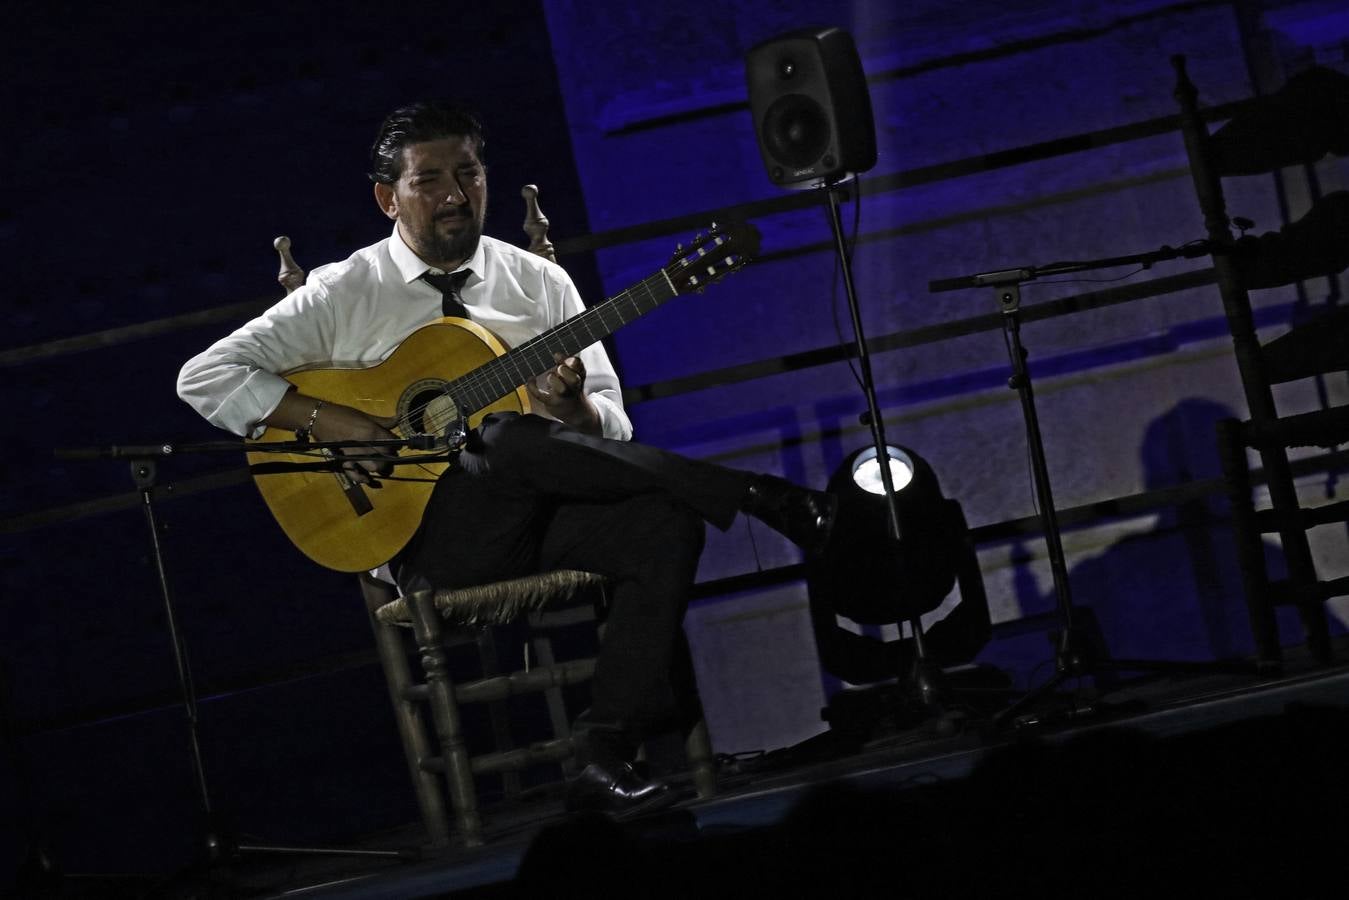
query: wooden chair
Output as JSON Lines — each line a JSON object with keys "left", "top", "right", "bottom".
{"left": 272, "top": 185, "right": 716, "bottom": 848}
{"left": 1172, "top": 57, "right": 1349, "bottom": 670}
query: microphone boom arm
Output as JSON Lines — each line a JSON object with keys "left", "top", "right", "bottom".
{"left": 929, "top": 239, "right": 1220, "bottom": 294}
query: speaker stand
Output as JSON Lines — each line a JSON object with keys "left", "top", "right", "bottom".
{"left": 823, "top": 181, "right": 958, "bottom": 723}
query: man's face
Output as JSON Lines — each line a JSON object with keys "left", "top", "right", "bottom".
{"left": 377, "top": 136, "right": 487, "bottom": 269}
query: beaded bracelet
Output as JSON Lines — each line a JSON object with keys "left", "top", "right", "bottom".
{"left": 295, "top": 399, "right": 325, "bottom": 443}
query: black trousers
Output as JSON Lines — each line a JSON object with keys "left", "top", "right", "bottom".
{"left": 398, "top": 412, "right": 752, "bottom": 741}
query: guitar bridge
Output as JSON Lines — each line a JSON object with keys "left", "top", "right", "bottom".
{"left": 322, "top": 448, "right": 375, "bottom": 516}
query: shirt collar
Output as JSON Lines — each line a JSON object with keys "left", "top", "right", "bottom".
{"left": 388, "top": 223, "right": 485, "bottom": 286}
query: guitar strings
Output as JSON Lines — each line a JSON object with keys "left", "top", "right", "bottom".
{"left": 450, "top": 271, "right": 662, "bottom": 403}
{"left": 398, "top": 286, "right": 627, "bottom": 436}
{"left": 407, "top": 272, "right": 672, "bottom": 438}
{"left": 390, "top": 236, "right": 730, "bottom": 440}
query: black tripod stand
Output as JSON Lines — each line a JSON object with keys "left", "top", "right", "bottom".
{"left": 55, "top": 439, "right": 435, "bottom": 888}
{"left": 930, "top": 245, "right": 1263, "bottom": 730}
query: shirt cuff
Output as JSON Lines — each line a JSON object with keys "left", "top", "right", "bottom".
{"left": 588, "top": 393, "right": 633, "bottom": 442}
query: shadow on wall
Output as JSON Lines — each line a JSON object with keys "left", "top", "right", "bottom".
{"left": 985, "top": 396, "right": 1339, "bottom": 686}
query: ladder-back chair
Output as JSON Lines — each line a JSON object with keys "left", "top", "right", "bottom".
{"left": 1172, "top": 57, "right": 1349, "bottom": 669}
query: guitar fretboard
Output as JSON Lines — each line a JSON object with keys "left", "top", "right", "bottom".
{"left": 447, "top": 268, "right": 675, "bottom": 415}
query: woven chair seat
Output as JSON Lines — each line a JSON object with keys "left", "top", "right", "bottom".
{"left": 376, "top": 569, "right": 609, "bottom": 627}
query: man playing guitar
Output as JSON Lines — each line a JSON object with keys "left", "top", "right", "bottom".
{"left": 177, "top": 100, "right": 836, "bottom": 817}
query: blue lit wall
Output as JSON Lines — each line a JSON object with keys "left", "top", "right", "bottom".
{"left": 541, "top": 0, "right": 1349, "bottom": 751}
{"left": 3, "top": 0, "right": 1347, "bottom": 883}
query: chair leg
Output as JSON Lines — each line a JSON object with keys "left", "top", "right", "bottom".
{"left": 406, "top": 589, "right": 485, "bottom": 847}
{"left": 1217, "top": 419, "right": 1282, "bottom": 671}
{"left": 360, "top": 575, "right": 452, "bottom": 847}
{"left": 1257, "top": 444, "right": 1335, "bottom": 664}
{"left": 365, "top": 602, "right": 453, "bottom": 848}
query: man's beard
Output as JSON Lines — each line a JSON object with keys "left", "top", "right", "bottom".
{"left": 422, "top": 211, "right": 483, "bottom": 266}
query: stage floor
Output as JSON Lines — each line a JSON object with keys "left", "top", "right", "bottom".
{"left": 143, "top": 642, "right": 1349, "bottom": 900}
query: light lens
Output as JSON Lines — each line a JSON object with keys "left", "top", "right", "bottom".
{"left": 850, "top": 445, "right": 914, "bottom": 496}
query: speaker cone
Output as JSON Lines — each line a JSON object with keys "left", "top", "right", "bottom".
{"left": 762, "top": 94, "right": 830, "bottom": 169}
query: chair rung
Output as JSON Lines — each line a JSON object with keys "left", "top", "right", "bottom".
{"left": 416, "top": 735, "right": 578, "bottom": 778}
{"left": 1262, "top": 306, "right": 1349, "bottom": 383}
{"left": 470, "top": 736, "right": 577, "bottom": 776}
{"left": 1267, "top": 575, "right": 1349, "bottom": 606}
{"left": 1253, "top": 499, "right": 1349, "bottom": 533}
{"left": 1302, "top": 499, "right": 1349, "bottom": 527}
{"left": 1319, "top": 575, "right": 1349, "bottom": 601}
{"left": 1242, "top": 407, "right": 1349, "bottom": 449}
{"left": 400, "top": 657, "right": 597, "bottom": 705}
{"left": 457, "top": 658, "right": 597, "bottom": 704}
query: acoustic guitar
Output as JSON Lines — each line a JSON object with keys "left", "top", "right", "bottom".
{"left": 246, "top": 221, "right": 760, "bottom": 572}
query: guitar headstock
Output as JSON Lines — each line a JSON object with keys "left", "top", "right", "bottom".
{"left": 664, "top": 221, "right": 761, "bottom": 294}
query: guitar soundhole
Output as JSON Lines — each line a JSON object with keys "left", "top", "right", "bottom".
{"left": 401, "top": 379, "right": 464, "bottom": 443}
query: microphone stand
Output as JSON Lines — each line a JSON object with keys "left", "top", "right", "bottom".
{"left": 53, "top": 435, "right": 446, "bottom": 884}
{"left": 930, "top": 242, "right": 1262, "bottom": 730}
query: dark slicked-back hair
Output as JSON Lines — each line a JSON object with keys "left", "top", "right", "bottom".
{"left": 368, "top": 100, "right": 487, "bottom": 185}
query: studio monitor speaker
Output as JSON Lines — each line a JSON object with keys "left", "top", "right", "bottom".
{"left": 745, "top": 26, "right": 877, "bottom": 188}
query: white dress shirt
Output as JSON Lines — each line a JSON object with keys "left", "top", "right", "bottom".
{"left": 177, "top": 225, "right": 633, "bottom": 441}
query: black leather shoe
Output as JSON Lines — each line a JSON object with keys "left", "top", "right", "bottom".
{"left": 564, "top": 760, "right": 677, "bottom": 818}
{"left": 743, "top": 475, "right": 838, "bottom": 556}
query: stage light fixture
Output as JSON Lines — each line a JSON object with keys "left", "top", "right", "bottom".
{"left": 806, "top": 444, "right": 991, "bottom": 687}
{"left": 812, "top": 445, "right": 960, "bottom": 626}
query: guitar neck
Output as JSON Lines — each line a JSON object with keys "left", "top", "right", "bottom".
{"left": 447, "top": 268, "right": 676, "bottom": 415}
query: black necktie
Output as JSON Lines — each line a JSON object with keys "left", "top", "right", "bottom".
{"left": 422, "top": 270, "right": 471, "bottom": 319}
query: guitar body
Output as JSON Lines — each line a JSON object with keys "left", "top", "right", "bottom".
{"left": 246, "top": 317, "right": 532, "bottom": 573}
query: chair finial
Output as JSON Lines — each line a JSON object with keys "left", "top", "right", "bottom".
{"left": 274, "top": 235, "right": 306, "bottom": 294}
{"left": 521, "top": 185, "right": 557, "bottom": 263}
